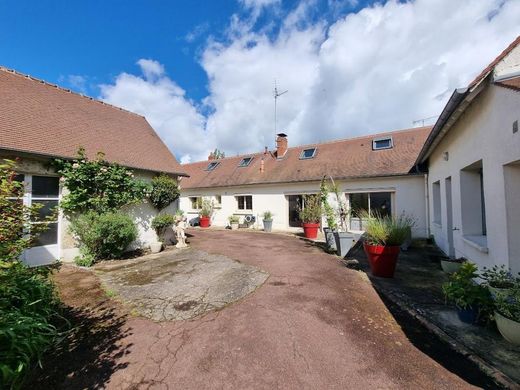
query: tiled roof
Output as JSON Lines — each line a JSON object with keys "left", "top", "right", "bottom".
{"left": 180, "top": 126, "right": 431, "bottom": 190}
{"left": 495, "top": 76, "right": 520, "bottom": 92}
{"left": 0, "top": 67, "right": 186, "bottom": 175}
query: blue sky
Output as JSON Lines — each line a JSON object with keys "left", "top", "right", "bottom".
{"left": 1, "top": 1, "right": 519, "bottom": 162}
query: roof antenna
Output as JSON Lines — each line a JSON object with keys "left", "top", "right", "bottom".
{"left": 412, "top": 115, "right": 438, "bottom": 127}
{"left": 273, "top": 80, "right": 288, "bottom": 146}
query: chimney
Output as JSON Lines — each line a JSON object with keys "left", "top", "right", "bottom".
{"left": 276, "top": 133, "right": 288, "bottom": 158}
{"left": 260, "top": 158, "right": 265, "bottom": 173}
{"left": 264, "top": 146, "right": 268, "bottom": 155}
{"left": 208, "top": 151, "right": 215, "bottom": 160}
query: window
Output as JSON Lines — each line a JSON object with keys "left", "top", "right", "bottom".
{"left": 348, "top": 192, "right": 392, "bottom": 230}
{"left": 30, "top": 176, "right": 60, "bottom": 246}
{"left": 460, "top": 161, "right": 487, "bottom": 247}
{"left": 300, "top": 148, "right": 317, "bottom": 159}
{"left": 432, "top": 181, "right": 441, "bottom": 225}
{"left": 190, "top": 197, "right": 203, "bottom": 210}
{"left": 214, "top": 195, "right": 222, "bottom": 208}
{"left": 236, "top": 195, "right": 253, "bottom": 211}
{"left": 206, "top": 161, "right": 220, "bottom": 171}
{"left": 238, "top": 157, "right": 253, "bottom": 167}
{"left": 372, "top": 137, "right": 393, "bottom": 150}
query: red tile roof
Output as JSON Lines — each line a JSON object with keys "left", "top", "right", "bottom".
{"left": 0, "top": 67, "right": 186, "bottom": 175}
{"left": 180, "top": 126, "right": 431, "bottom": 189}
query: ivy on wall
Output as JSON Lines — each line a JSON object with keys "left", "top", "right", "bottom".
{"left": 149, "top": 174, "right": 180, "bottom": 210}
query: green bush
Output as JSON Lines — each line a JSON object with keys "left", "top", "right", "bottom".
{"left": 73, "top": 251, "right": 96, "bottom": 267}
{"left": 149, "top": 174, "right": 180, "bottom": 210}
{"left": 0, "top": 261, "right": 64, "bottom": 389}
{"left": 298, "top": 195, "right": 322, "bottom": 223}
{"left": 262, "top": 211, "right": 273, "bottom": 221}
{"left": 70, "top": 212, "right": 137, "bottom": 260}
{"left": 151, "top": 214, "right": 175, "bottom": 242}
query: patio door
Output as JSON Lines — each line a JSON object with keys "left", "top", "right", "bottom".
{"left": 287, "top": 195, "right": 303, "bottom": 227}
{"left": 21, "top": 175, "right": 60, "bottom": 266}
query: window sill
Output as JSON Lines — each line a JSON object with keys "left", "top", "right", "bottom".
{"left": 234, "top": 210, "right": 253, "bottom": 214}
{"left": 462, "top": 235, "right": 489, "bottom": 253}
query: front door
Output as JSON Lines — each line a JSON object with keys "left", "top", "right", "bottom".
{"left": 287, "top": 195, "right": 303, "bottom": 227}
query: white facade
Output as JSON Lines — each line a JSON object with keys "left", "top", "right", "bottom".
{"left": 179, "top": 174, "right": 428, "bottom": 238}
{"left": 427, "top": 84, "right": 520, "bottom": 273}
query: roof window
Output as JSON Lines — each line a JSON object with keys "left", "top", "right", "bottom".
{"left": 206, "top": 161, "right": 220, "bottom": 171}
{"left": 238, "top": 157, "right": 253, "bottom": 167}
{"left": 372, "top": 137, "right": 393, "bottom": 150}
{"left": 299, "top": 148, "right": 317, "bottom": 160}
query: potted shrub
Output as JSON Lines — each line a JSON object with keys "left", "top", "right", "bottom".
{"left": 440, "top": 257, "right": 465, "bottom": 274}
{"left": 299, "top": 195, "right": 322, "bottom": 239}
{"left": 442, "top": 262, "right": 492, "bottom": 324}
{"left": 262, "top": 211, "right": 273, "bottom": 232}
{"left": 228, "top": 215, "right": 240, "bottom": 230}
{"left": 362, "top": 212, "right": 415, "bottom": 278}
{"left": 199, "top": 199, "right": 213, "bottom": 228}
{"left": 151, "top": 214, "right": 175, "bottom": 253}
{"left": 481, "top": 265, "right": 518, "bottom": 300}
{"left": 494, "top": 283, "right": 520, "bottom": 345}
{"left": 320, "top": 178, "right": 337, "bottom": 251}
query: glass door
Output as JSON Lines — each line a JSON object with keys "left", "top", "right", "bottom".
{"left": 287, "top": 195, "right": 303, "bottom": 227}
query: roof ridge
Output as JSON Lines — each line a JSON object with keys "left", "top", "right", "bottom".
{"left": 182, "top": 125, "right": 432, "bottom": 167}
{"left": 0, "top": 66, "right": 145, "bottom": 118}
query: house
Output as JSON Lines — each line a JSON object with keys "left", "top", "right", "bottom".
{"left": 179, "top": 126, "right": 431, "bottom": 238}
{"left": 417, "top": 36, "right": 520, "bottom": 274}
{"left": 0, "top": 66, "right": 186, "bottom": 266}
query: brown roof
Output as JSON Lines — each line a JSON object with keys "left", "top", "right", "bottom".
{"left": 495, "top": 76, "right": 520, "bottom": 92}
{"left": 180, "top": 126, "right": 431, "bottom": 190}
{"left": 0, "top": 67, "right": 186, "bottom": 175}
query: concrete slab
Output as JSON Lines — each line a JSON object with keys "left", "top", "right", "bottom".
{"left": 94, "top": 247, "right": 269, "bottom": 321}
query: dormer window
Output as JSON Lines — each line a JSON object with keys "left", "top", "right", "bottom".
{"left": 238, "top": 157, "right": 253, "bottom": 167}
{"left": 372, "top": 137, "right": 393, "bottom": 150}
{"left": 206, "top": 161, "right": 220, "bottom": 171}
{"left": 300, "top": 147, "right": 317, "bottom": 160}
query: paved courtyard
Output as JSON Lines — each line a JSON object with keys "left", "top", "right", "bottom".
{"left": 31, "top": 230, "right": 489, "bottom": 389}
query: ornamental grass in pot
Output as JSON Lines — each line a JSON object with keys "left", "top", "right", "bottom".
{"left": 198, "top": 199, "right": 213, "bottom": 228}
{"left": 228, "top": 215, "right": 239, "bottom": 230}
{"left": 362, "top": 212, "right": 415, "bottom": 278}
{"left": 494, "top": 284, "right": 520, "bottom": 345}
{"left": 262, "top": 211, "right": 273, "bottom": 232}
{"left": 299, "top": 195, "right": 322, "bottom": 239}
{"left": 442, "top": 262, "right": 493, "bottom": 324}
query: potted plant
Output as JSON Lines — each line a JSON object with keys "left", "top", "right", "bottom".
{"left": 481, "top": 265, "right": 518, "bottom": 300}
{"left": 151, "top": 213, "right": 175, "bottom": 253}
{"left": 442, "top": 262, "right": 492, "bottom": 324}
{"left": 440, "top": 257, "right": 465, "bottom": 274}
{"left": 262, "top": 211, "right": 273, "bottom": 232}
{"left": 198, "top": 199, "right": 213, "bottom": 228}
{"left": 362, "top": 212, "right": 415, "bottom": 278}
{"left": 494, "top": 283, "right": 520, "bottom": 345}
{"left": 299, "top": 195, "right": 322, "bottom": 239}
{"left": 228, "top": 215, "right": 240, "bottom": 230}
{"left": 320, "top": 178, "right": 337, "bottom": 251}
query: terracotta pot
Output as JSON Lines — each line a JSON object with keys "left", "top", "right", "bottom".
{"left": 495, "top": 311, "right": 520, "bottom": 345}
{"left": 363, "top": 243, "right": 400, "bottom": 278}
{"left": 199, "top": 216, "right": 210, "bottom": 228}
{"left": 302, "top": 222, "right": 320, "bottom": 239}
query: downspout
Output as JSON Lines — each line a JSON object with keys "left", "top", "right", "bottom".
{"left": 424, "top": 171, "right": 430, "bottom": 238}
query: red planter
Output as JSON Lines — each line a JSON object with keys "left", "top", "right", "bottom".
{"left": 302, "top": 223, "right": 320, "bottom": 239}
{"left": 364, "top": 243, "right": 400, "bottom": 278}
{"left": 199, "top": 216, "right": 210, "bottom": 228}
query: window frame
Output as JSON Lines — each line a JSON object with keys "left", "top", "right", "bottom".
{"left": 372, "top": 137, "right": 393, "bottom": 150}
{"left": 236, "top": 195, "right": 253, "bottom": 211}
{"left": 299, "top": 148, "right": 317, "bottom": 160}
{"left": 206, "top": 161, "right": 220, "bottom": 171}
{"left": 238, "top": 157, "right": 254, "bottom": 167}
{"left": 190, "top": 196, "right": 203, "bottom": 210}
{"left": 347, "top": 191, "right": 393, "bottom": 230}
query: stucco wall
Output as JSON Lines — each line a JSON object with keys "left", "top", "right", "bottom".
{"left": 427, "top": 85, "right": 520, "bottom": 273}
{"left": 179, "top": 174, "right": 428, "bottom": 238}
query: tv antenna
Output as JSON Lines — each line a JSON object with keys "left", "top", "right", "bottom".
{"left": 413, "top": 115, "right": 438, "bottom": 127}
{"left": 273, "top": 80, "right": 288, "bottom": 141}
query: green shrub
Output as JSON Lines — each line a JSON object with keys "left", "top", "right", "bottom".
{"left": 0, "top": 261, "right": 64, "bottom": 389}
{"left": 149, "top": 174, "right": 180, "bottom": 210}
{"left": 362, "top": 212, "right": 414, "bottom": 246}
{"left": 228, "top": 215, "right": 240, "bottom": 223}
{"left": 298, "top": 195, "right": 322, "bottom": 224}
{"left": 151, "top": 214, "right": 175, "bottom": 242}
{"left": 262, "top": 211, "right": 273, "bottom": 221}
{"left": 70, "top": 212, "right": 137, "bottom": 260}
{"left": 73, "top": 251, "right": 96, "bottom": 267}
{"left": 494, "top": 283, "right": 520, "bottom": 322}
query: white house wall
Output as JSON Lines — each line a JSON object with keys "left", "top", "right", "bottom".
{"left": 427, "top": 85, "right": 520, "bottom": 273}
{"left": 179, "top": 174, "right": 427, "bottom": 237}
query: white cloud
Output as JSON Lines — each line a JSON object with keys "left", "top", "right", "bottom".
{"left": 99, "top": 0, "right": 520, "bottom": 163}
{"left": 59, "top": 74, "right": 88, "bottom": 93}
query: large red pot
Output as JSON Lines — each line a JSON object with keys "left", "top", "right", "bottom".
{"left": 199, "top": 216, "right": 210, "bottom": 228}
{"left": 302, "top": 222, "right": 320, "bottom": 239}
{"left": 364, "top": 243, "right": 400, "bottom": 278}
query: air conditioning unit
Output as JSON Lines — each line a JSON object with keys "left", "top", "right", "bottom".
{"left": 241, "top": 214, "right": 256, "bottom": 228}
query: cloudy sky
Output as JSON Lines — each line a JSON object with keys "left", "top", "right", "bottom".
{"left": 2, "top": 0, "right": 519, "bottom": 163}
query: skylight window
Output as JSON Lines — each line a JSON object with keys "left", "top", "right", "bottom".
{"left": 206, "top": 161, "right": 220, "bottom": 171}
{"left": 238, "top": 157, "right": 253, "bottom": 167}
{"left": 372, "top": 137, "right": 393, "bottom": 150}
{"left": 300, "top": 148, "right": 317, "bottom": 160}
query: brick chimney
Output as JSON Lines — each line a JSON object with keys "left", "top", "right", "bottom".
{"left": 260, "top": 158, "right": 265, "bottom": 173}
{"left": 208, "top": 151, "right": 215, "bottom": 160}
{"left": 276, "top": 133, "right": 288, "bottom": 158}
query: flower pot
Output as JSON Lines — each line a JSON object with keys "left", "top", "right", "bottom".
{"left": 441, "top": 259, "right": 463, "bottom": 274}
{"left": 457, "top": 306, "right": 479, "bottom": 324}
{"left": 263, "top": 219, "right": 273, "bottom": 232}
{"left": 488, "top": 286, "right": 512, "bottom": 301}
{"left": 199, "top": 216, "right": 210, "bottom": 228}
{"left": 150, "top": 241, "right": 162, "bottom": 254}
{"left": 323, "top": 228, "right": 336, "bottom": 251}
{"left": 302, "top": 222, "right": 320, "bottom": 239}
{"left": 334, "top": 231, "right": 355, "bottom": 257}
{"left": 363, "top": 243, "right": 400, "bottom": 278}
{"left": 495, "top": 311, "right": 520, "bottom": 345}
{"left": 230, "top": 222, "right": 239, "bottom": 230}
